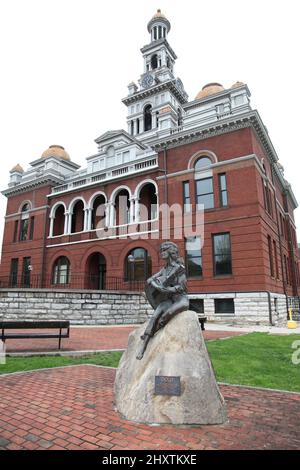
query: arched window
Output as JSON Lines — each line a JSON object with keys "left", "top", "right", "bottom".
{"left": 19, "top": 203, "right": 30, "bottom": 241}
{"left": 144, "top": 104, "right": 152, "bottom": 132}
{"left": 194, "top": 156, "right": 212, "bottom": 171}
{"left": 125, "top": 248, "right": 152, "bottom": 281}
{"left": 151, "top": 54, "right": 158, "bottom": 70}
{"left": 52, "top": 256, "right": 70, "bottom": 285}
{"left": 21, "top": 203, "right": 30, "bottom": 212}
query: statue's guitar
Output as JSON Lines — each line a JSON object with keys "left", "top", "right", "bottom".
{"left": 145, "top": 263, "right": 185, "bottom": 309}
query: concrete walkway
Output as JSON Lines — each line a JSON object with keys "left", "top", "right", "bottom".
{"left": 206, "top": 322, "right": 300, "bottom": 335}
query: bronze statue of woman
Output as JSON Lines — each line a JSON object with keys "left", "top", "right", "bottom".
{"left": 136, "top": 241, "right": 189, "bottom": 360}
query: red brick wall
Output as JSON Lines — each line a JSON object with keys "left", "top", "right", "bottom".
{"left": 1, "top": 127, "right": 299, "bottom": 296}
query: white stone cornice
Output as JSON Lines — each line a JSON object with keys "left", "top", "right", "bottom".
{"left": 2, "top": 176, "right": 63, "bottom": 197}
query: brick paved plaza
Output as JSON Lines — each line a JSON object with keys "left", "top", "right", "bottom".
{"left": 0, "top": 365, "right": 300, "bottom": 450}
{"left": 1, "top": 326, "right": 300, "bottom": 451}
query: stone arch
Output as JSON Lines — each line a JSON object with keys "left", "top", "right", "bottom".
{"left": 187, "top": 150, "right": 218, "bottom": 170}
{"left": 19, "top": 200, "right": 32, "bottom": 212}
{"left": 88, "top": 191, "right": 107, "bottom": 209}
{"left": 68, "top": 197, "right": 86, "bottom": 234}
{"left": 49, "top": 201, "right": 67, "bottom": 219}
{"left": 134, "top": 179, "right": 158, "bottom": 199}
{"left": 68, "top": 196, "right": 87, "bottom": 213}
{"left": 50, "top": 202, "right": 67, "bottom": 237}
{"left": 110, "top": 185, "right": 132, "bottom": 204}
{"left": 134, "top": 179, "right": 158, "bottom": 222}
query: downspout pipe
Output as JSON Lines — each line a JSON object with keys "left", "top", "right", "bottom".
{"left": 267, "top": 291, "right": 274, "bottom": 326}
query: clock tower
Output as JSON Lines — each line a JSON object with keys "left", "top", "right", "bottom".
{"left": 122, "top": 9, "right": 188, "bottom": 142}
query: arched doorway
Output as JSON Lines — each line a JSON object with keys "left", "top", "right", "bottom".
{"left": 86, "top": 252, "right": 106, "bottom": 290}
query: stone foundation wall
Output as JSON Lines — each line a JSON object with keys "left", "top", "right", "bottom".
{"left": 189, "top": 292, "right": 288, "bottom": 326}
{"left": 0, "top": 289, "right": 152, "bottom": 325}
{"left": 0, "top": 289, "right": 289, "bottom": 326}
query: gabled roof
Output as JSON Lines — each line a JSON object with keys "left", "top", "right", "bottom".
{"left": 94, "top": 129, "right": 147, "bottom": 150}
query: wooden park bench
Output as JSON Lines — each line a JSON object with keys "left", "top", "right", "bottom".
{"left": 197, "top": 314, "right": 207, "bottom": 331}
{"left": 0, "top": 321, "right": 70, "bottom": 350}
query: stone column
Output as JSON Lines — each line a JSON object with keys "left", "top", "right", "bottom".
{"left": 49, "top": 216, "right": 54, "bottom": 237}
{"left": 140, "top": 117, "right": 144, "bottom": 133}
{"left": 109, "top": 202, "right": 115, "bottom": 227}
{"left": 134, "top": 197, "right": 140, "bottom": 223}
{"left": 104, "top": 203, "right": 110, "bottom": 227}
{"left": 88, "top": 208, "right": 93, "bottom": 230}
{"left": 151, "top": 112, "right": 156, "bottom": 130}
{"left": 84, "top": 208, "right": 92, "bottom": 231}
{"left": 129, "top": 197, "right": 135, "bottom": 224}
{"left": 66, "top": 211, "right": 73, "bottom": 234}
{"left": 64, "top": 211, "right": 70, "bottom": 234}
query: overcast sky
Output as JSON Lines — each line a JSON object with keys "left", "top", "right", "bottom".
{"left": 0, "top": 0, "right": 299, "bottom": 256}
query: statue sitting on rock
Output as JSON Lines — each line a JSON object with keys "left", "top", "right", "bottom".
{"left": 136, "top": 241, "right": 189, "bottom": 360}
{"left": 115, "top": 240, "right": 227, "bottom": 425}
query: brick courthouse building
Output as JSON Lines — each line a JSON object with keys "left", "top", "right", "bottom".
{"left": 1, "top": 10, "right": 299, "bottom": 325}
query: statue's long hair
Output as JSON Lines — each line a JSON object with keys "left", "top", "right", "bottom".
{"left": 160, "top": 241, "right": 185, "bottom": 265}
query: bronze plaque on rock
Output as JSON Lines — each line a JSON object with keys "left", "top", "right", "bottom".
{"left": 154, "top": 376, "right": 181, "bottom": 396}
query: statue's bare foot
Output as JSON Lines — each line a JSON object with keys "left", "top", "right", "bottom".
{"left": 136, "top": 342, "right": 145, "bottom": 360}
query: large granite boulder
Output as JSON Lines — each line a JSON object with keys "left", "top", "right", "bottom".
{"left": 114, "top": 310, "right": 227, "bottom": 425}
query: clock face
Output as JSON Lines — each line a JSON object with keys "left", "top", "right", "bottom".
{"left": 142, "top": 74, "right": 154, "bottom": 88}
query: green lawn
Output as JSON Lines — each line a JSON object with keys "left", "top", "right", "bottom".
{"left": 1, "top": 333, "right": 300, "bottom": 392}
{"left": 0, "top": 351, "right": 123, "bottom": 375}
{"left": 206, "top": 332, "right": 300, "bottom": 392}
